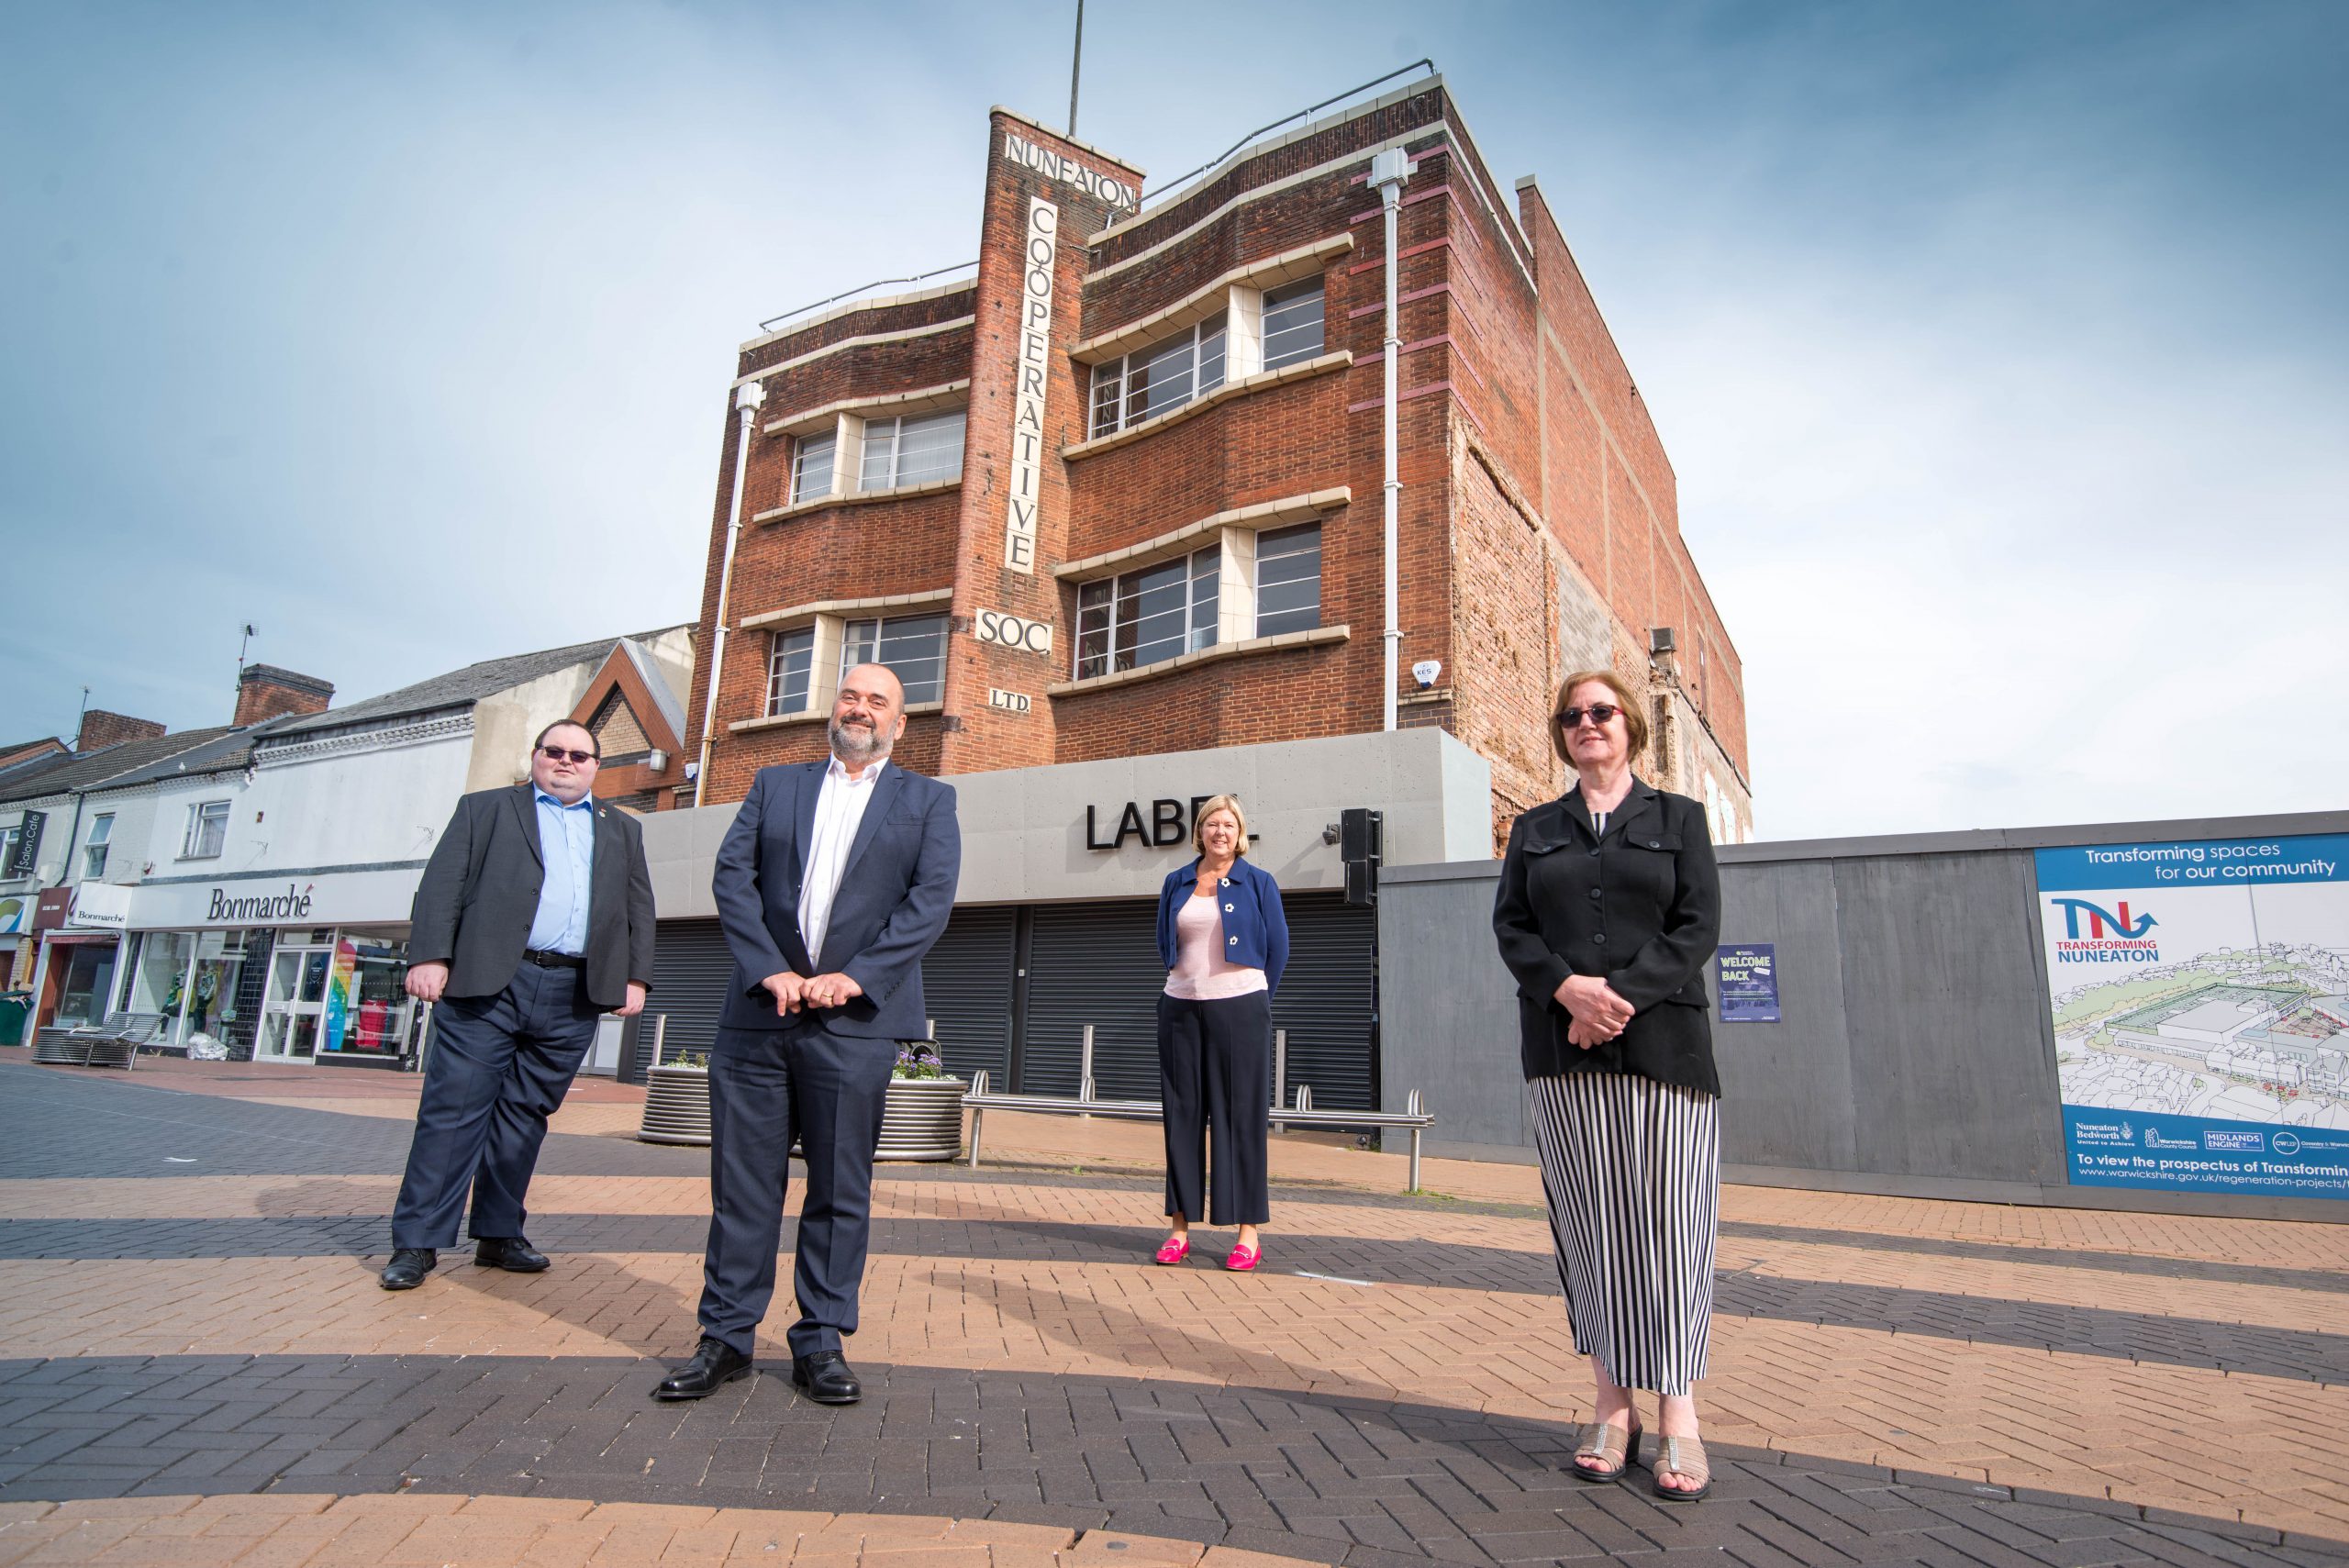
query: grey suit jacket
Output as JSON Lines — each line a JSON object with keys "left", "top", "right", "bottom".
{"left": 407, "top": 784, "right": 657, "bottom": 1010}
{"left": 710, "top": 760, "right": 960, "bottom": 1040}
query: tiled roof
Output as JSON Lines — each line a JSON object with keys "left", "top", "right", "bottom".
{"left": 0, "top": 728, "right": 236, "bottom": 806}
{"left": 264, "top": 627, "right": 689, "bottom": 738}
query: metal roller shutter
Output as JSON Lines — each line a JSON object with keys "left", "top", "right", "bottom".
{"left": 1023, "top": 898, "right": 1163, "bottom": 1097}
{"left": 919, "top": 906, "right": 1016, "bottom": 1082}
{"left": 1269, "top": 893, "right": 1376, "bottom": 1112}
{"left": 637, "top": 919, "right": 733, "bottom": 1073}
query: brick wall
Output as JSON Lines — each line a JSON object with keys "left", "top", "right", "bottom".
{"left": 677, "top": 87, "right": 1751, "bottom": 837}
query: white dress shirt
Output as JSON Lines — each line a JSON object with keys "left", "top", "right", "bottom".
{"left": 796, "top": 754, "right": 885, "bottom": 969}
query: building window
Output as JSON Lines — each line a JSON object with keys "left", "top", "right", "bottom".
{"left": 1074, "top": 546, "right": 1221, "bottom": 680}
{"left": 2, "top": 823, "right": 21, "bottom": 877}
{"left": 1253, "top": 523, "right": 1322, "bottom": 637}
{"left": 1261, "top": 278, "right": 1326, "bottom": 371}
{"left": 841, "top": 614, "right": 947, "bottom": 705}
{"left": 767, "top": 626, "right": 816, "bottom": 716}
{"left": 83, "top": 814, "right": 114, "bottom": 881}
{"left": 860, "top": 409, "right": 965, "bottom": 491}
{"left": 791, "top": 430, "right": 836, "bottom": 504}
{"left": 1090, "top": 315, "right": 1227, "bottom": 438}
{"left": 182, "top": 800, "right": 229, "bottom": 859}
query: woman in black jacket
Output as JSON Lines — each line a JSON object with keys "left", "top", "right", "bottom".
{"left": 1493, "top": 670, "right": 1723, "bottom": 1502}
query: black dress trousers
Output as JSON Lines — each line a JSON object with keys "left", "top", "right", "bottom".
{"left": 1157, "top": 989, "right": 1273, "bottom": 1227}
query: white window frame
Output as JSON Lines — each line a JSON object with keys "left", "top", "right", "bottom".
{"left": 1259, "top": 277, "right": 1326, "bottom": 373}
{"left": 767, "top": 626, "right": 817, "bottom": 717}
{"left": 182, "top": 799, "right": 229, "bottom": 860}
{"left": 790, "top": 429, "right": 837, "bottom": 505}
{"left": 858, "top": 408, "right": 966, "bottom": 493}
{"left": 840, "top": 614, "right": 949, "bottom": 706}
{"left": 0, "top": 822, "right": 20, "bottom": 877}
{"left": 1090, "top": 315, "right": 1228, "bottom": 438}
{"left": 1074, "top": 545, "right": 1223, "bottom": 681}
{"left": 83, "top": 813, "right": 114, "bottom": 881}
{"left": 1252, "top": 522, "right": 1323, "bottom": 639}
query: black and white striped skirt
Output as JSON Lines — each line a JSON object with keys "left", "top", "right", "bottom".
{"left": 1526, "top": 1070, "right": 1720, "bottom": 1396}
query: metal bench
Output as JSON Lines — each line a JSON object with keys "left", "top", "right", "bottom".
{"left": 30, "top": 1012, "right": 168, "bottom": 1071}
{"left": 960, "top": 1070, "right": 1436, "bottom": 1192}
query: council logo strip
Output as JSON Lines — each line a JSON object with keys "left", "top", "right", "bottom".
{"left": 2035, "top": 832, "right": 2349, "bottom": 1200}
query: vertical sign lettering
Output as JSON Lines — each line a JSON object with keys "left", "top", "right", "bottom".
{"left": 1005, "top": 197, "right": 1057, "bottom": 573}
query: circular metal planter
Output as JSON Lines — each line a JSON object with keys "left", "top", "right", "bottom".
{"left": 878, "top": 1075, "right": 967, "bottom": 1162}
{"left": 639, "top": 1063, "right": 712, "bottom": 1145}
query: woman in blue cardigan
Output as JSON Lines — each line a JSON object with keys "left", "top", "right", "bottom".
{"left": 1152, "top": 794, "right": 1288, "bottom": 1270}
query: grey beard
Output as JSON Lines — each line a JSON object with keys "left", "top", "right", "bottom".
{"left": 829, "top": 717, "right": 892, "bottom": 765}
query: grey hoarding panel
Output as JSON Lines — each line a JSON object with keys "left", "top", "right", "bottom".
{"left": 1713, "top": 861, "right": 1858, "bottom": 1172}
{"left": 920, "top": 906, "right": 1015, "bottom": 1081}
{"left": 1375, "top": 867, "right": 1528, "bottom": 1151}
{"left": 1830, "top": 851, "right": 2065, "bottom": 1184}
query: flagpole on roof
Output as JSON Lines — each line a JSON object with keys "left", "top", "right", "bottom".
{"left": 1068, "top": 0, "right": 1084, "bottom": 138}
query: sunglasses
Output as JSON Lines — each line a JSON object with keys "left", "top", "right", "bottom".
{"left": 539, "top": 746, "right": 598, "bottom": 765}
{"left": 1555, "top": 705, "right": 1622, "bottom": 729}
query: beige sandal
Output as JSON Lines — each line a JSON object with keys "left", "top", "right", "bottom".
{"left": 1651, "top": 1435, "right": 1711, "bottom": 1502}
{"left": 1570, "top": 1418, "right": 1642, "bottom": 1482}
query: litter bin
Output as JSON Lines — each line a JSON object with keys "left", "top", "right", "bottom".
{"left": 0, "top": 991, "right": 32, "bottom": 1048}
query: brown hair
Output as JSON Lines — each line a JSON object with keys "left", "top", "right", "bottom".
{"left": 1191, "top": 794, "right": 1251, "bottom": 856}
{"left": 1551, "top": 671, "right": 1647, "bottom": 766}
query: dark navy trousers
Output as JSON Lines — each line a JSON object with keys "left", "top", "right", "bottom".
{"left": 389, "top": 963, "right": 601, "bottom": 1250}
{"left": 698, "top": 1019, "right": 893, "bottom": 1359}
{"left": 1158, "top": 989, "right": 1273, "bottom": 1227}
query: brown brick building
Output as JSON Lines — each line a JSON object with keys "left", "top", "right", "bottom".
{"left": 635, "top": 77, "right": 1752, "bottom": 1106}
{"left": 678, "top": 77, "right": 1751, "bottom": 849}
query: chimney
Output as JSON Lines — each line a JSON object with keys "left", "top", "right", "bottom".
{"left": 75, "top": 710, "right": 167, "bottom": 751}
{"left": 234, "top": 664, "right": 336, "bottom": 727}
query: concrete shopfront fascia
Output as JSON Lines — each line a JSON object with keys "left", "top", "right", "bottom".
{"left": 630, "top": 728, "right": 1493, "bottom": 1096}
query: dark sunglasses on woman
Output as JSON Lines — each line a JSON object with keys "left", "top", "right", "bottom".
{"left": 1555, "top": 705, "right": 1621, "bottom": 729}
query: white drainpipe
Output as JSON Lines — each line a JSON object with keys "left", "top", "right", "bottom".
{"left": 694, "top": 379, "right": 764, "bottom": 807}
{"left": 1369, "top": 148, "right": 1413, "bottom": 732}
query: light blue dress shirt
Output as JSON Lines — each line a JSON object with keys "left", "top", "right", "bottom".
{"left": 528, "top": 788, "right": 596, "bottom": 955}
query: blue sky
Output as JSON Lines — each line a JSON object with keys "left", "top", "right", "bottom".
{"left": 4, "top": 1, "right": 2343, "bottom": 839}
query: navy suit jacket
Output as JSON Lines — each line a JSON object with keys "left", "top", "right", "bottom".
{"left": 709, "top": 759, "right": 961, "bottom": 1040}
{"left": 408, "top": 784, "right": 655, "bottom": 1010}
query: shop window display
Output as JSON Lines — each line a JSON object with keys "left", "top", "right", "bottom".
{"left": 317, "top": 932, "right": 417, "bottom": 1061}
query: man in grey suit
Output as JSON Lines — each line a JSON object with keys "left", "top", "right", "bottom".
{"left": 378, "top": 719, "right": 655, "bottom": 1290}
{"left": 655, "top": 663, "right": 960, "bottom": 1406}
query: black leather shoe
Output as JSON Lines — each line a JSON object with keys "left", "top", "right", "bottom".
{"left": 654, "top": 1338, "right": 752, "bottom": 1401}
{"left": 791, "top": 1351, "right": 862, "bottom": 1405}
{"left": 474, "top": 1236, "right": 551, "bottom": 1273}
{"left": 379, "top": 1248, "right": 437, "bottom": 1290}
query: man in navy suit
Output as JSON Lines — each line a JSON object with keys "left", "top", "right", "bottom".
{"left": 655, "top": 663, "right": 960, "bottom": 1405}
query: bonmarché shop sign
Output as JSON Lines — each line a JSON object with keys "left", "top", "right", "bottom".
{"left": 206, "top": 883, "right": 315, "bottom": 922}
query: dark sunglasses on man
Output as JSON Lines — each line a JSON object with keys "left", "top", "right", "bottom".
{"left": 540, "top": 746, "right": 598, "bottom": 765}
{"left": 1555, "top": 704, "right": 1621, "bottom": 729}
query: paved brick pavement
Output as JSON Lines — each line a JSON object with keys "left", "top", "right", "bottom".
{"left": 2, "top": 1052, "right": 2345, "bottom": 1568}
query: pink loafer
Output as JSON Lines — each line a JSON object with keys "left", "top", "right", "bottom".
{"left": 1224, "top": 1243, "right": 1260, "bottom": 1272}
{"left": 1153, "top": 1236, "right": 1190, "bottom": 1265}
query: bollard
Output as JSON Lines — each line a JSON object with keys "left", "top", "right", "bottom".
{"left": 1078, "top": 1023, "right": 1095, "bottom": 1118}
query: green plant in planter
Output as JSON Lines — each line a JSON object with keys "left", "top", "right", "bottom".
{"left": 893, "top": 1040, "right": 948, "bottom": 1080}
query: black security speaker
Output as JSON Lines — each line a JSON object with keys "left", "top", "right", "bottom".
{"left": 1341, "top": 806, "right": 1382, "bottom": 906}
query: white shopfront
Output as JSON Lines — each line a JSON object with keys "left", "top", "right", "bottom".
{"left": 112, "top": 865, "right": 427, "bottom": 1066}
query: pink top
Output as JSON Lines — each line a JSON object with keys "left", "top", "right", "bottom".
{"left": 1163, "top": 891, "right": 1269, "bottom": 1000}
